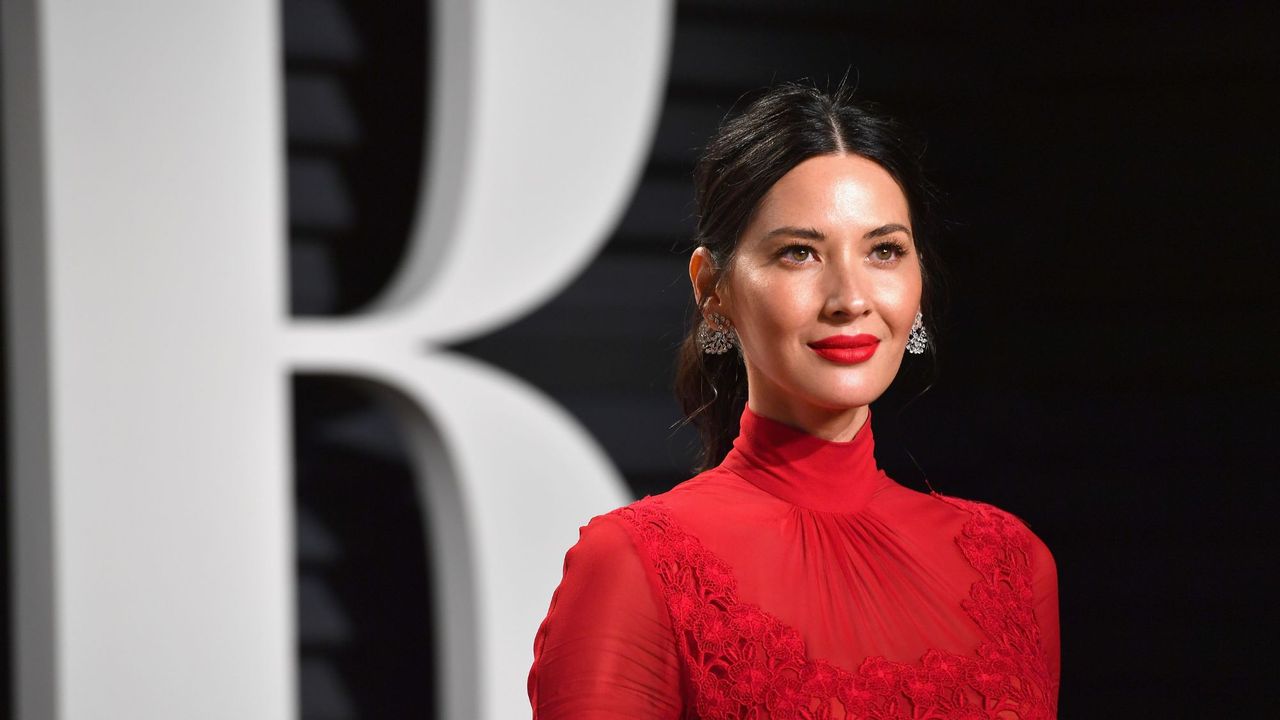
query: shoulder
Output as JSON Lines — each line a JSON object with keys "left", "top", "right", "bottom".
{"left": 567, "top": 470, "right": 730, "bottom": 562}
{"left": 608, "top": 467, "right": 773, "bottom": 541}
{"left": 931, "top": 492, "right": 1057, "bottom": 580}
{"left": 558, "top": 511, "right": 646, "bottom": 576}
{"left": 554, "top": 505, "right": 687, "bottom": 606}
{"left": 587, "top": 468, "right": 761, "bottom": 561}
{"left": 601, "top": 479, "right": 710, "bottom": 542}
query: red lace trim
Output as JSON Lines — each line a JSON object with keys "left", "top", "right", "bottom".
{"left": 610, "top": 495, "right": 1055, "bottom": 719}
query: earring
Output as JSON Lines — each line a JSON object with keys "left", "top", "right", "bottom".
{"left": 698, "top": 312, "right": 737, "bottom": 355}
{"left": 906, "top": 311, "right": 928, "bottom": 355}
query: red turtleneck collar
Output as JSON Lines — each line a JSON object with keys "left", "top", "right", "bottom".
{"left": 719, "top": 405, "right": 889, "bottom": 514}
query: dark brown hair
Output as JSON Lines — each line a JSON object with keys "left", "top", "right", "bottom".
{"left": 675, "top": 81, "right": 941, "bottom": 471}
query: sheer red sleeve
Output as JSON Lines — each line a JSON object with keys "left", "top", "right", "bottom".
{"left": 1032, "top": 536, "right": 1061, "bottom": 704}
{"left": 528, "top": 514, "right": 682, "bottom": 719}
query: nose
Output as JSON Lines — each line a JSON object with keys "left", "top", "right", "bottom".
{"left": 821, "top": 255, "right": 870, "bottom": 322}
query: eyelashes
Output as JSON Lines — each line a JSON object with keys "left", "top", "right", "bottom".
{"left": 775, "top": 242, "right": 909, "bottom": 266}
{"left": 777, "top": 244, "right": 816, "bottom": 264}
{"left": 868, "top": 241, "right": 909, "bottom": 265}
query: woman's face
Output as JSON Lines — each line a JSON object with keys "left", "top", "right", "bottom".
{"left": 695, "top": 153, "right": 923, "bottom": 423}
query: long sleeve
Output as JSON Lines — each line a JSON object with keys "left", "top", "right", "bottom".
{"left": 1031, "top": 536, "right": 1061, "bottom": 707}
{"left": 528, "top": 514, "right": 682, "bottom": 719}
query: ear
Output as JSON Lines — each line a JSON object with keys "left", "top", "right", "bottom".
{"left": 689, "top": 246, "right": 728, "bottom": 316}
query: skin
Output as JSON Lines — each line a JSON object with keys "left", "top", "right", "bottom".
{"left": 690, "top": 153, "right": 923, "bottom": 442}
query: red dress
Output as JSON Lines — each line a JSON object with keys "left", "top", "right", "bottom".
{"left": 529, "top": 406, "right": 1060, "bottom": 719}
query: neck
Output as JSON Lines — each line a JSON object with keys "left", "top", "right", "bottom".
{"left": 720, "top": 403, "right": 887, "bottom": 514}
{"left": 747, "top": 395, "right": 869, "bottom": 443}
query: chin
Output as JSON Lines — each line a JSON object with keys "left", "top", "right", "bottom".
{"left": 796, "top": 383, "right": 888, "bottom": 412}
{"left": 752, "top": 359, "right": 894, "bottom": 413}
{"left": 815, "top": 371, "right": 893, "bottom": 400}
{"left": 815, "top": 395, "right": 884, "bottom": 412}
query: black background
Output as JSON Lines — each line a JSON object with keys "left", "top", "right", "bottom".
{"left": 4, "top": 1, "right": 1277, "bottom": 718}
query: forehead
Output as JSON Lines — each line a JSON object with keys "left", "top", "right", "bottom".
{"left": 749, "top": 154, "right": 911, "bottom": 234}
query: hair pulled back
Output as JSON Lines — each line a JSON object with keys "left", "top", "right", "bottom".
{"left": 675, "top": 81, "right": 941, "bottom": 471}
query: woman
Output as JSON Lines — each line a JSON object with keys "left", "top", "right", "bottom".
{"left": 528, "top": 82, "right": 1060, "bottom": 719}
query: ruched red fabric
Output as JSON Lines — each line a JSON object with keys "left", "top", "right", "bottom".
{"left": 529, "top": 406, "right": 1059, "bottom": 719}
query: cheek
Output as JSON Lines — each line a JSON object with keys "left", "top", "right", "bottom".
{"left": 734, "top": 272, "right": 819, "bottom": 339}
{"left": 873, "top": 270, "right": 923, "bottom": 331}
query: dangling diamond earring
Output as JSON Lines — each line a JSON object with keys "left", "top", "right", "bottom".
{"left": 906, "top": 311, "right": 928, "bottom": 355}
{"left": 698, "top": 312, "right": 738, "bottom": 355}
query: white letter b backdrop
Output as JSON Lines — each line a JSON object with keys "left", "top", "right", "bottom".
{"left": 2, "top": 1, "right": 672, "bottom": 718}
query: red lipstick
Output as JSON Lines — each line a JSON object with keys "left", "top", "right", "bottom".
{"left": 808, "top": 334, "right": 880, "bottom": 364}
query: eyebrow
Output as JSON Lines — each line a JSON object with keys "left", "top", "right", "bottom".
{"left": 762, "top": 223, "right": 912, "bottom": 242}
{"left": 865, "top": 223, "right": 912, "bottom": 239}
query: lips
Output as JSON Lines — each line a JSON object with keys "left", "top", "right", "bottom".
{"left": 808, "top": 334, "right": 880, "bottom": 364}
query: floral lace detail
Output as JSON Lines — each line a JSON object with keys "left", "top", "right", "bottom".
{"left": 610, "top": 495, "right": 1055, "bottom": 719}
